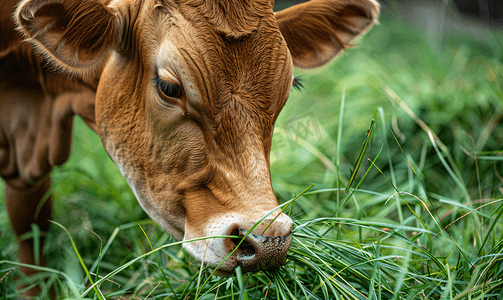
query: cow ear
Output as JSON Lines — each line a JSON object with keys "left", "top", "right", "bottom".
{"left": 15, "top": 0, "right": 122, "bottom": 77}
{"left": 275, "top": 0, "right": 379, "bottom": 69}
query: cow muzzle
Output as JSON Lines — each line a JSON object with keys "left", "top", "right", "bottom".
{"left": 223, "top": 212, "right": 293, "bottom": 273}
{"left": 230, "top": 228, "right": 292, "bottom": 273}
{"left": 183, "top": 212, "right": 293, "bottom": 273}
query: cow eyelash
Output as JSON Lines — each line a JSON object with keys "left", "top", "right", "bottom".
{"left": 154, "top": 76, "right": 188, "bottom": 115}
{"left": 156, "top": 77, "right": 182, "bottom": 98}
{"left": 292, "top": 76, "right": 304, "bottom": 91}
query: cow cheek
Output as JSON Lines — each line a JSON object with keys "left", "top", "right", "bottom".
{"left": 145, "top": 104, "right": 212, "bottom": 218}
{"left": 146, "top": 103, "right": 204, "bottom": 173}
{"left": 145, "top": 177, "right": 186, "bottom": 230}
{"left": 95, "top": 64, "right": 188, "bottom": 236}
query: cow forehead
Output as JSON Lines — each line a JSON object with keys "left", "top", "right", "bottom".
{"left": 174, "top": 0, "right": 274, "bottom": 38}
{"left": 152, "top": 0, "right": 288, "bottom": 69}
{"left": 151, "top": 2, "right": 292, "bottom": 112}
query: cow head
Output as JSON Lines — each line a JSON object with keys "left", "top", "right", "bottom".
{"left": 15, "top": 0, "right": 379, "bottom": 272}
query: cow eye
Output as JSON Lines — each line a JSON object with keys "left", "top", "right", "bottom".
{"left": 157, "top": 79, "right": 182, "bottom": 98}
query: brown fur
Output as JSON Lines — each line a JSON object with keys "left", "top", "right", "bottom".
{"left": 1, "top": 0, "right": 379, "bottom": 296}
{"left": 276, "top": 0, "right": 379, "bottom": 68}
{"left": 178, "top": 0, "right": 273, "bottom": 38}
{"left": 16, "top": 0, "right": 121, "bottom": 77}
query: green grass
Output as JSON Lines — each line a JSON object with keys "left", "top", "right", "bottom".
{"left": 2, "top": 6, "right": 503, "bottom": 300}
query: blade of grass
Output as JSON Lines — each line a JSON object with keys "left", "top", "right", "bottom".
{"left": 29, "top": 224, "right": 41, "bottom": 267}
{"left": 346, "top": 119, "right": 375, "bottom": 193}
{"left": 0, "top": 261, "right": 81, "bottom": 298}
{"left": 87, "top": 220, "right": 153, "bottom": 276}
{"left": 49, "top": 220, "right": 103, "bottom": 300}
{"left": 196, "top": 240, "right": 210, "bottom": 296}
{"left": 82, "top": 234, "right": 240, "bottom": 297}
{"left": 84, "top": 227, "right": 103, "bottom": 287}
{"left": 379, "top": 107, "right": 403, "bottom": 224}
{"left": 293, "top": 236, "right": 368, "bottom": 300}
{"left": 336, "top": 85, "right": 346, "bottom": 215}
{"left": 391, "top": 245, "right": 411, "bottom": 300}
{"left": 477, "top": 202, "right": 503, "bottom": 256}
{"left": 388, "top": 129, "right": 476, "bottom": 267}
{"left": 262, "top": 184, "right": 315, "bottom": 235}
{"left": 336, "top": 145, "right": 383, "bottom": 215}
{"left": 197, "top": 277, "right": 229, "bottom": 300}
{"left": 384, "top": 86, "right": 472, "bottom": 204}
{"left": 434, "top": 198, "right": 503, "bottom": 239}
{"left": 238, "top": 276, "right": 250, "bottom": 300}
{"left": 138, "top": 223, "right": 178, "bottom": 299}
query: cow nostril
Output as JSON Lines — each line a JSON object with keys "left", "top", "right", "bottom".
{"left": 231, "top": 228, "right": 292, "bottom": 273}
{"left": 230, "top": 228, "right": 256, "bottom": 258}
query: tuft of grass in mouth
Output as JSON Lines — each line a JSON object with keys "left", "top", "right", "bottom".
{"left": 2, "top": 7, "right": 503, "bottom": 300}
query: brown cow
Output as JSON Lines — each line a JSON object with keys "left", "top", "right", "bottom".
{"left": 1, "top": 0, "right": 379, "bottom": 295}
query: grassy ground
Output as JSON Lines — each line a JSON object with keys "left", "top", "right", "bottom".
{"left": 1, "top": 3, "right": 503, "bottom": 299}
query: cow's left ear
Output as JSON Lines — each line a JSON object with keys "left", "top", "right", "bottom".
{"left": 275, "top": 0, "right": 379, "bottom": 69}
{"left": 15, "top": 0, "right": 124, "bottom": 77}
